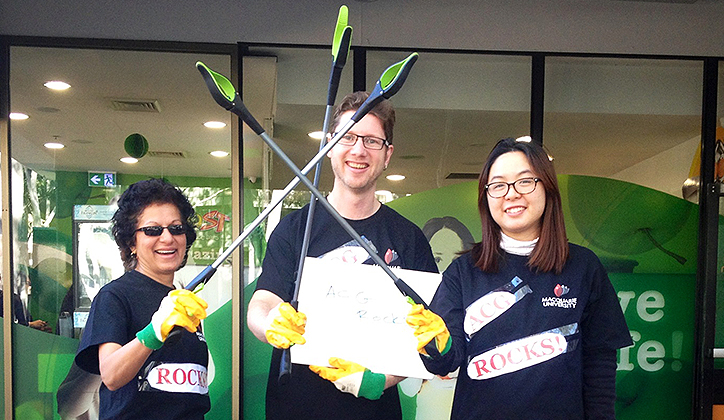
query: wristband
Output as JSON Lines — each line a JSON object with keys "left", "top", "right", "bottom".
{"left": 358, "top": 370, "right": 386, "bottom": 400}
{"left": 136, "top": 323, "right": 164, "bottom": 350}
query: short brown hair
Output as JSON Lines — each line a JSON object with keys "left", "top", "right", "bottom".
{"left": 471, "top": 138, "right": 569, "bottom": 274}
{"left": 331, "top": 91, "right": 395, "bottom": 144}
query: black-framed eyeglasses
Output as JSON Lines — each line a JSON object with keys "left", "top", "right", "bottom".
{"left": 135, "top": 224, "right": 186, "bottom": 236}
{"left": 485, "top": 177, "right": 540, "bottom": 198}
{"left": 334, "top": 133, "right": 390, "bottom": 150}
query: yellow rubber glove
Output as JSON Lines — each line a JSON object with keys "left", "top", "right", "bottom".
{"left": 265, "top": 302, "right": 307, "bottom": 349}
{"left": 310, "top": 357, "right": 386, "bottom": 400}
{"left": 137, "top": 289, "right": 208, "bottom": 350}
{"left": 406, "top": 304, "right": 451, "bottom": 358}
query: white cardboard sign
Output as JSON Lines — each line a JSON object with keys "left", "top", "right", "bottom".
{"left": 291, "top": 257, "right": 442, "bottom": 379}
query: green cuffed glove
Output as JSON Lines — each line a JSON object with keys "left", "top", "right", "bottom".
{"left": 265, "top": 302, "right": 307, "bottom": 349}
{"left": 136, "top": 289, "right": 208, "bottom": 350}
{"left": 310, "top": 357, "right": 386, "bottom": 400}
{"left": 406, "top": 304, "right": 451, "bottom": 358}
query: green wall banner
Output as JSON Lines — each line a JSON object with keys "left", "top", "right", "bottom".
{"left": 612, "top": 273, "right": 694, "bottom": 420}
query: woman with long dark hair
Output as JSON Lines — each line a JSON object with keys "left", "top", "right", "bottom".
{"left": 407, "top": 137, "right": 631, "bottom": 419}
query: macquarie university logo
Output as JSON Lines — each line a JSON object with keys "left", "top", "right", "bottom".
{"left": 541, "top": 284, "right": 577, "bottom": 309}
{"left": 553, "top": 284, "right": 569, "bottom": 297}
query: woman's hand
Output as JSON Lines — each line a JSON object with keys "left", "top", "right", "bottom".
{"left": 136, "top": 289, "right": 208, "bottom": 350}
{"left": 406, "top": 304, "right": 451, "bottom": 358}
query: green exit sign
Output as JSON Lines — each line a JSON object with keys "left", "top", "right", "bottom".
{"left": 88, "top": 171, "right": 116, "bottom": 187}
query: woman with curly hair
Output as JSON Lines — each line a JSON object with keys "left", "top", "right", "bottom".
{"left": 76, "top": 178, "right": 210, "bottom": 420}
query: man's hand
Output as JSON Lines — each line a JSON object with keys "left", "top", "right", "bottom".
{"left": 265, "top": 302, "right": 307, "bottom": 349}
{"left": 406, "top": 304, "right": 451, "bottom": 358}
{"left": 310, "top": 357, "right": 386, "bottom": 400}
{"left": 136, "top": 289, "right": 208, "bottom": 350}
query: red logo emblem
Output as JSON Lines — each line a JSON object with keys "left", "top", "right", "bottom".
{"left": 385, "top": 249, "right": 394, "bottom": 264}
{"left": 554, "top": 284, "right": 569, "bottom": 297}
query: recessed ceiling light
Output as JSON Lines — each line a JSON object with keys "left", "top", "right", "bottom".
{"left": 308, "top": 131, "right": 325, "bottom": 140}
{"left": 9, "top": 112, "right": 29, "bottom": 120}
{"left": 204, "top": 121, "right": 227, "bottom": 129}
{"left": 44, "top": 142, "right": 65, "bottom": 149}
{"left": 386, "top": 174, "right": 405, "bottom": 181}
{"left": 120, "top": 157, "right": 138, "bottom": 164}
{"left": 44, "top": 81, "right": 71, "bottom": 91}
{"left": 209, "top": 150, "right": 229, "bottom": 157}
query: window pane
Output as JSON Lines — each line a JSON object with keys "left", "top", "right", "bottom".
{"left": 367, "top": 52, "right": 532, "bottom": 198}
{"left": 244, "top": 46, "right": 355, "bottom": 194}
{"left": 545, "top": 56, "right": 702, "bottom": 419}
{"left": 241, "top": 45, "right": 357, "bottom": 419}
{"left": 241, "top": 46, "right": 356, "bottom": 285}
{"left": 545, "top": 57, "right": 702, "bottom": 195}
{"left": 240, "top": 48, "right": 531, "bottom": 420}
{"left": 10, "top": 46, "right": 232, "bottom": 419}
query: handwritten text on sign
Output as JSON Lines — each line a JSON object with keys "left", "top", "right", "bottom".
{"left": 291, "top": 258, "right": 442, "bottom": 379}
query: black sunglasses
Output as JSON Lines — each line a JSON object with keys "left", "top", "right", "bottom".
{"left": 135, "top": 224, "right": 186, "bottom": 237}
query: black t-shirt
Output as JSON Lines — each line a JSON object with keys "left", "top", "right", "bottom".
{"left": 76, "top": 270, "right": 210, "bottom": 420}
{"left": 256, "top": 203, "right": 437, "bottom": 420}
{"left": 422, "top": 245, "right": 632, "bottom": 420}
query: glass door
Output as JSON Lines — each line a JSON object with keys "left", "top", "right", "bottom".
{"left": 8, "top": 43, "right": 235, "bottom": 420}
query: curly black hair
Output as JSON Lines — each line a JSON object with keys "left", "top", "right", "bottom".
{"left": 111, "top": 178, "right": 198, "bottom": 271}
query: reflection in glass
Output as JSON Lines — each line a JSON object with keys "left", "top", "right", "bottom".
{"left": 9, "top": 45, "right": 233, "bottom": 419}
{"left": 73, "top": 206, "right": 125, "bottom": 311}
{"left": 545, "top": 57, "right": 702, "bottom": 197}
{"left": 367, "top": 52, "right": 532, "bottom": 197}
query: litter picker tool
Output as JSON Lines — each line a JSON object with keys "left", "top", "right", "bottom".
{"left": 285, "top": 5, "right": 352, "bottom": 381}
{"left": 172, "top": 53, "right": 425, "bottom": 355}
{"left": 191, "top": 53, "right": 421, "bottom": 302}
{"left": 294, "top": 6, "right": 352, "bottom": 309}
